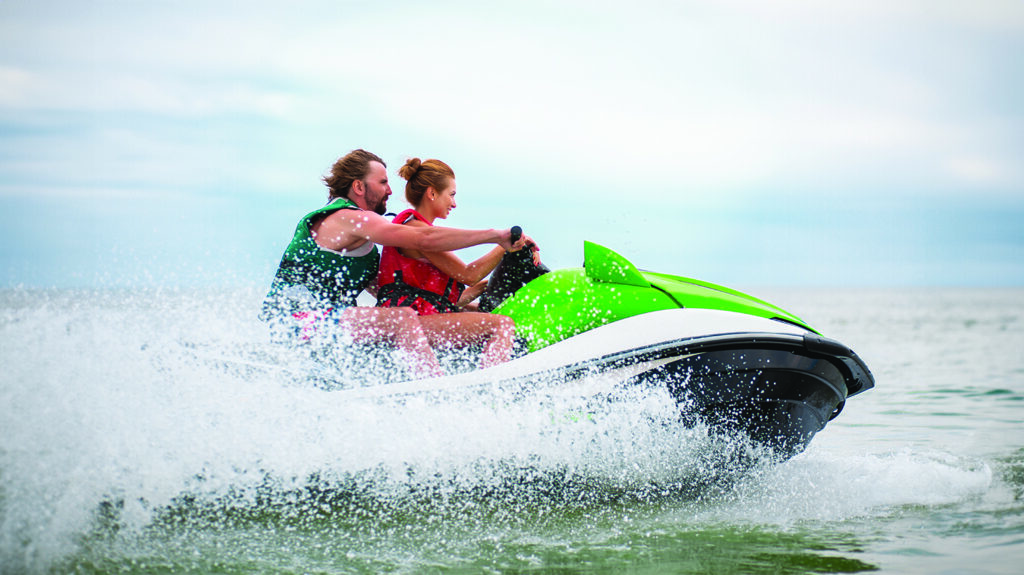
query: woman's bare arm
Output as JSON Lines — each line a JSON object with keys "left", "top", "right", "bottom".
{"left": 420, "top": 245, "right": 507, "bottom": 286}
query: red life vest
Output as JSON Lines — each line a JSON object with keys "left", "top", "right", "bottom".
{"left": 376, "top": 209, "right": 465, "bottom": 315}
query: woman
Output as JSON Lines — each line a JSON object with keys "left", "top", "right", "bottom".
{"left": 377, "top": 158, "right": 533, "bottom": 368}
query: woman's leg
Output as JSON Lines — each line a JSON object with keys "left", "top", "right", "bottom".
{"left": 417, "top": 312, "right": 515, "bottom": 369}
{"left": 336, "top": 307, "right": 443, "bottom": 378}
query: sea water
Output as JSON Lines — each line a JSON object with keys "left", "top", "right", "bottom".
{"left": 1, "top": 287, "right": 1022, "bottom": 574}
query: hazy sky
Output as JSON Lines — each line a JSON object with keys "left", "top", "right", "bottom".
{"left": 2, "top": 0, "right": 1022, "bottom": 288}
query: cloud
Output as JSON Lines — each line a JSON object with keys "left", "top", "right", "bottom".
{"left": 262, "top": 1, "right": 1021, "bottom": 196}
{"left": 1, "top": 7, "right": 1022, "bottom": 193}
{"left": 946, "top": 155, "right": 1007, "bottom": 186}
{"left": 2, "top": 0, "right": 1021, "bottom": 200}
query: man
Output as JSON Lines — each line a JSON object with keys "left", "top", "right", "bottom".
{"left": 262, "top": 149, "right": 529, "bottom": 378}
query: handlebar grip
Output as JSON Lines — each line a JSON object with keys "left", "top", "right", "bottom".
{"left": 510, "top": 225, "right": 522, "bottom": 245}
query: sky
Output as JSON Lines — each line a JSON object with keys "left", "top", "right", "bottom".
{"left": 1, "top": 0, "right": 1022, "bottom": 289}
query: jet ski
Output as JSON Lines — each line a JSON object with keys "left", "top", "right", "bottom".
{"left": 345, "top": 230, "right": 875, "bottom": 458}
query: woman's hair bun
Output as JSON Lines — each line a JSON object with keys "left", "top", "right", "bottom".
{"left": 398, "top": 157, "right": 422, "bottom": 181}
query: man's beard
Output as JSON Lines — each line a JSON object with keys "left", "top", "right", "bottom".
{"left": 372, "top": 196, "right": 387, "bottom": 215}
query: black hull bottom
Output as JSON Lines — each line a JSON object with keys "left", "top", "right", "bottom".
{"left": 626, "top": 343, "right": 859, "bottom": 458}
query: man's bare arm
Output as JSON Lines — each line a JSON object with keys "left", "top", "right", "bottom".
{"left": 316, "top": 209, "right": 524, "bottom": 252}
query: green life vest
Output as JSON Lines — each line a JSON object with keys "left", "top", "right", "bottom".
{"left": 261, "top": 197, "right": 380, "bottom": 320}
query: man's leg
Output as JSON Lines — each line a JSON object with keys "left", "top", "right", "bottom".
{"left": 336, "top": 307, "right": 443, "bottom": 378}
{"left": 417, "top": 312, "right": 515, "bottom": 369}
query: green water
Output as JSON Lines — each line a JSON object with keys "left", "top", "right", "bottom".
{"left": 65, "top": 468, "right": 888, "bottom": 574}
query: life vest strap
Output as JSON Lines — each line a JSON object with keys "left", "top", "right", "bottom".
{"left": 376, "top": 270, "right": 461, "bottom": 314}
